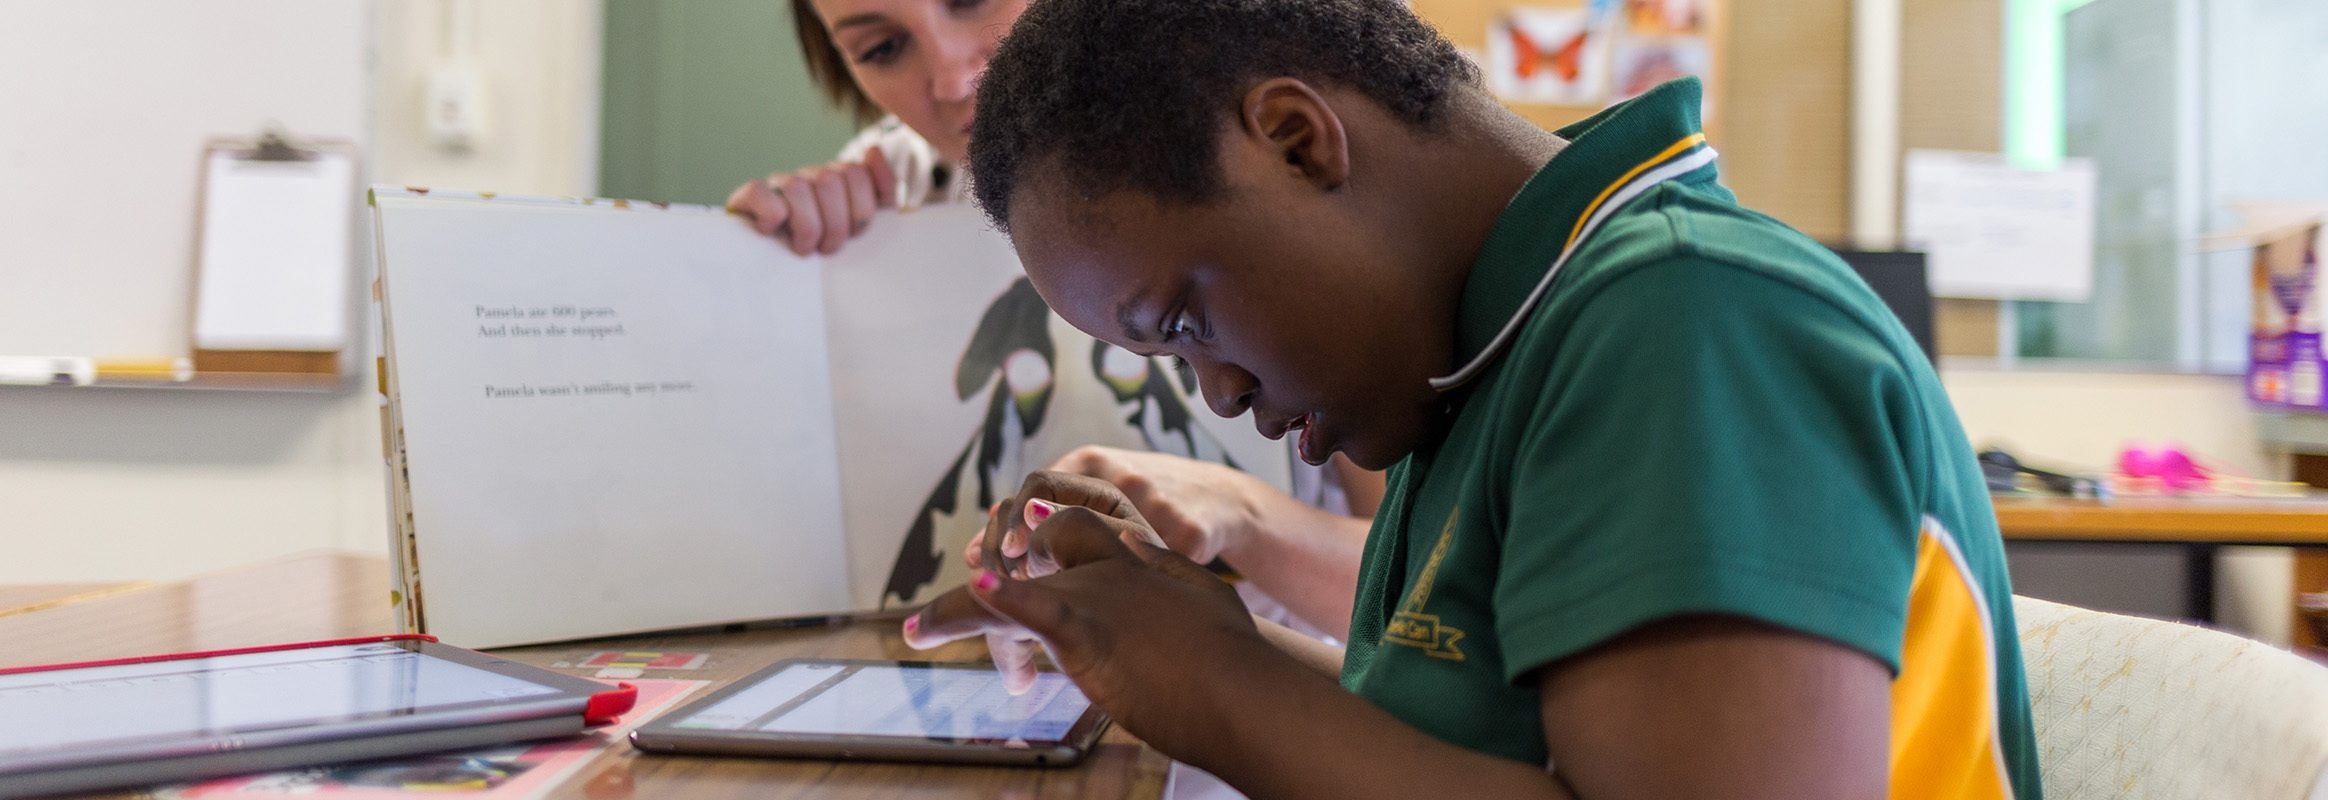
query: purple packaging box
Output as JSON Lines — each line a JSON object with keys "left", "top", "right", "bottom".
{"left": 2250, "top": 222, "right": 2327, "bottom": 409}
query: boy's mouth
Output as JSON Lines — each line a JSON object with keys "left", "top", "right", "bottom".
{"left": 1282, "top": 413, "right": 1328, "bottom": 466}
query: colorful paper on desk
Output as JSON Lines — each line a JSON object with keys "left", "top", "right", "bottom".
{"left": 370, "top": 191, "right": 1291, "bottom": 649}
{"left": 160, "top": 679, "right": 705, "bottom": 800}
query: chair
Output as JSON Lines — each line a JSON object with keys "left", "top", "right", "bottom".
{"left": 2014, "top": 595, "right": 2328, "bottom": 798}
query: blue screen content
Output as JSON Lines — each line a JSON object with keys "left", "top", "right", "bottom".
{"left": 673, "top": 663, "right": 1091, "bottom": 742}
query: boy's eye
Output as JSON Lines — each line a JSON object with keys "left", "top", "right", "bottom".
{"left": 855, "top": 37, "right": 904, "bottom": 65}
{"left": 947, "top": 0, "right": 987, "bottom": 10}
{"left": 1163, "top": 311, "right": 1196, "bottom": 340}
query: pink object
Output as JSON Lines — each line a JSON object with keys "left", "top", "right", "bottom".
{"left": 2118, "top": 442, "right": 2214, "bottom": 493}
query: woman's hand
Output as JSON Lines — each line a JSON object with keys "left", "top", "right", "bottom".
{"left": 902, "top": 495, "right": 1274, "bottom": 752}
{"left": 725, "top": 149, "right": 896, "bottom": 257}
{"left": 1034, "top": 446, "right": 1272, "bottom": 565}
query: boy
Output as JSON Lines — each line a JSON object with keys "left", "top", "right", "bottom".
{"left": 904, "top": 0, "right": 2040, "bottom": 797}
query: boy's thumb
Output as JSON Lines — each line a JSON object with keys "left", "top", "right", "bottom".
{"left": 967, "top": 570, "right": 1076, "bottom": 646}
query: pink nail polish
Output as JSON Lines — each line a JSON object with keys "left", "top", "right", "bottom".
{"left": 1026, "top": 499, "right": 1055, "bottom": 524}
{"left": 902, "top": 614, "right": 921, "bottom": 636}
{"left": 974, "top": 571, "right": 1000, "bottom": 591}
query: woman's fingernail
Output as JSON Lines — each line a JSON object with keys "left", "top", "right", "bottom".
{"left": 902, "top": 613, "right": 921, "bottom": 637}
{"left": 973, "top": 571, "right": 1000, "bottom": 592}
{"left": 1025, "top": 499, "right": 1056, "bottom": 524}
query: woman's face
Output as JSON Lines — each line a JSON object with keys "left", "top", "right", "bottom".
{"left": 809, "top": 0, "right": 1028, "bottom": 164}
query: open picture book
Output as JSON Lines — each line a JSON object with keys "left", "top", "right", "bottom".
{"left": 369, "top": 188, "right": 1289, "bottom": 649}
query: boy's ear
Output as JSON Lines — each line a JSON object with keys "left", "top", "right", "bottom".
{"left": 1238, "top": 78, "right": 1349, "bottom": 192}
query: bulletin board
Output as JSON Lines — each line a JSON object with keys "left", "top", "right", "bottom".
{"left": 1411, "top": 0, "right": 1725, "bottom": 141}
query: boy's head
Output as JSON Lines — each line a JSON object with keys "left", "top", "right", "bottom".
{"left": 968, "top": 0, "right": 1488, "bottom": 470}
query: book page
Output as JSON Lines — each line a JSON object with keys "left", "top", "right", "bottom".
{"left": 818, "top": 205, "right": 1291, "bottom": 608}
{"left": 373, "top": 192, "right": 851, "bottom": 648}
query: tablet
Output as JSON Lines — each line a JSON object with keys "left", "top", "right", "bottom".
{"left": 0, "top": 635, "right": 631, "bottom": 797}
{"left": 630, "top": 659, "right": 1109, "bottom": 767}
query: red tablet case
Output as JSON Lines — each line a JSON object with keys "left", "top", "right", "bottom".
{"left": 0, "top": 634, "right": 639, "bottom": 726}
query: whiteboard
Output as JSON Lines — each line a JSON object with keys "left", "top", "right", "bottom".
{"left": 0, "top": 0, "right": 368, "bottom": 357}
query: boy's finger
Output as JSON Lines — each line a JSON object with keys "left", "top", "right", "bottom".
{"left": 986, "top": 630, "right": 1040, "bottom": 696}
{"left": 966, "top": 570, "right": 1075, "bottom": 654}
{"left": 979, "top": 500, "right": 1020, "bottom": 579}
{"left": 901, "top": 584, "right": 1013, "bottom": 648}
{"left": 1020, "top": 506, "right": 1143, "bottom": 572}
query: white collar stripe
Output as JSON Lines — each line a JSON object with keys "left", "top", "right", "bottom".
{"left": 1428, "top": 144, "right": 1720, "bottom": 392}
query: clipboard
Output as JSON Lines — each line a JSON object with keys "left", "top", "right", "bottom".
{"left": 188, "top": 130, "right": 362, "bottom": 377}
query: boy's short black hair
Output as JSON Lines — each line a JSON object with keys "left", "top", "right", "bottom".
{"left": 967, "top": 0, "right": 1480, "bottom": 233}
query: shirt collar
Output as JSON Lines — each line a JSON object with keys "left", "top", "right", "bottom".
{"left": 1446, "top": 78, "right": 1718, "bottom": 376}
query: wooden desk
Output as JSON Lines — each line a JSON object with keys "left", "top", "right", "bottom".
{"left": 0, "top": 582, "right": 143, "bottom": 619}
{"left": 1991, "top": 494, "right": 2328, "bottom": 651}
{"left": 0, "top": 551, "right": 1169, "bottom": 799}
{"left": 1992, "top": 495, "right": 2328, "bottom": 546}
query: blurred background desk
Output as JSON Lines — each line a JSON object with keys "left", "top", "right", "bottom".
{"left": 0, "top": 551, "right": 1168, "bottom": 800}
{"left": 1993, "top": 495, "right": 2328, "bottom": 653}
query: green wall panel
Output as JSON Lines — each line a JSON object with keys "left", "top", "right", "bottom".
{"left": 600, "top": 0, "right": 860, "bottom": 205}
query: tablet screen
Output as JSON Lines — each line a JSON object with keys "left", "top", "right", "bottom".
{"left": 668, "top": 661, "right": 1094, "bottom": 743}
{"left": 0, "top": 641, "right": 575, "bottom": 763}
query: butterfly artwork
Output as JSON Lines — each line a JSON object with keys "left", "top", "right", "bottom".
{"left": 1506, "top": 22, "right": 1591, "bottom": 84}
{"left": 1486, "top": 8, "right": 1610, "bottom": 105}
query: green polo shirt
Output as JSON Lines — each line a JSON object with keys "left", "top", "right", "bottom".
{"left": 1338, "top": 78, "right": 2040, "bottom": 799}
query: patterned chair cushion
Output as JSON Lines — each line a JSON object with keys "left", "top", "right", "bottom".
{"left": 2015, "top": 595, "right": 2328, "bottom": 799}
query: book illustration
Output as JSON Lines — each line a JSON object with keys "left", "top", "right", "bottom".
{"left": 884, "top": 278, "right": 1057, "bottom": 605}
{"left": 1091, "top": 340, "right": 1240, "bottom": 469}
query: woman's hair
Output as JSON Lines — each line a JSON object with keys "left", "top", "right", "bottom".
{"left": 790, "top": 0, "right": 884, "bottom": 125}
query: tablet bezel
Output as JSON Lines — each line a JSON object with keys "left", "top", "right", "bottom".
{"left": 629, "top": 658, "right": 1112, "bottom": 767}
{"left": 0, "top": 636, "right": 614, "bottom": 775}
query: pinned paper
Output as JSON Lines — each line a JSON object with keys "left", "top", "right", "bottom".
{"left": 1902, "top": 150, "right": 2098, "bottom": 301}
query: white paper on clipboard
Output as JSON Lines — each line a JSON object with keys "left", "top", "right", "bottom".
{"left": 193, "top": 146, "right": 358, "bottom": 352}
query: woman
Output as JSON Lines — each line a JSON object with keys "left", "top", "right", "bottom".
{"left": 728, "top": 0, "right": 1384, "bottom": 636}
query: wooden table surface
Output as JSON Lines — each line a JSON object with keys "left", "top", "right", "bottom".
{"left": 1991, "top": 494, "right": 2328, "bottom": 546}
{"left": 0, "top": 551, "right": 1169, "bottom": 800}
{"left": 0, "top": 582, "right": 144, "bottom": 619}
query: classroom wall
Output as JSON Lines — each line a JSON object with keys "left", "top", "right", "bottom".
{"left": 598, "top": 0, "right": 861, "bottom": 206}
{"left": 0, "top": 0, "right": 600, "bottom": 585}
{"left": 1941, "top": 367, "right": 2294, "bottom": 644}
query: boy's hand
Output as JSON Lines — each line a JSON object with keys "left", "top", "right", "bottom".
{"left": 903, "top": 503, "right": 1268, "bottom": 750}
{"left": 966, "top": 470, "right": 1161, "bottom": 579}
{"left": 724, "top": 149, "right": 897, "bottom": 257}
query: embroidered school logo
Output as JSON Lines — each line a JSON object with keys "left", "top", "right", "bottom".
{"left": 1384, "top": 512, "right": 1468, "bottom": 661}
